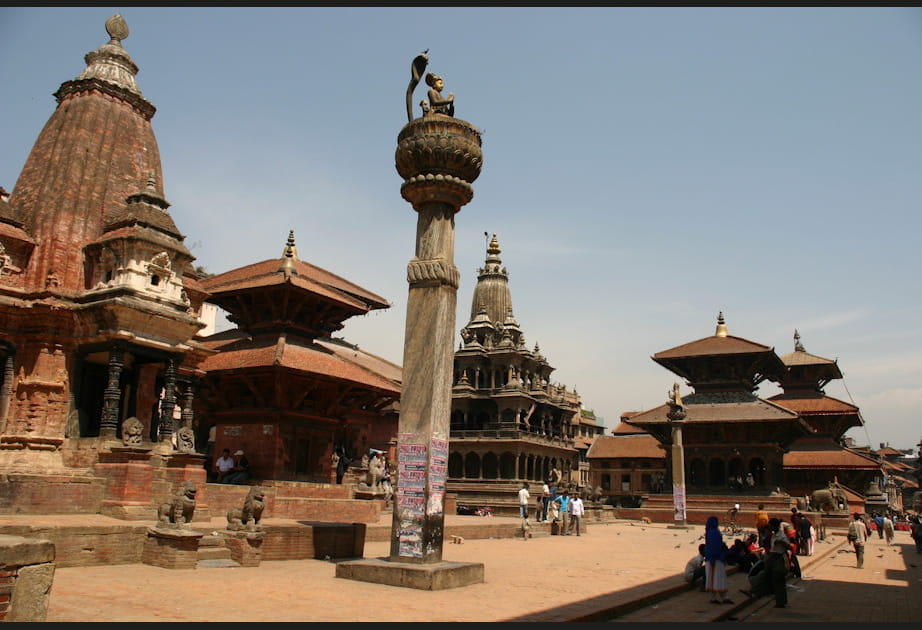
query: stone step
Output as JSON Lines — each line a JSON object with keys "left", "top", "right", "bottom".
{"left": 197, "top": 546, "right": 231, "bottom": 561}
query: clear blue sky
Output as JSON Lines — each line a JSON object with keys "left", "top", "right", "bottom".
{"left": 2, "top": 7, "right": 920, "bottom": 452}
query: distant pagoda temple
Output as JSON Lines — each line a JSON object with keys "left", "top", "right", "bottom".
{"left": 194, "top": 231, "right": 401, "bottom": 482}
{"left": 770, "top": 331, "right": 881, "bottom": 502}
{"left": 446, "top": 234, "right": 581, "bottom": 514}
{"left": 625, "top": 313, "right": 812, "bottom": 496}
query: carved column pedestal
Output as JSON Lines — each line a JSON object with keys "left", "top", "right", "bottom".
{"left": 95, "top": 447, "right": 156, "bottom": 520}
{"left": 222, "top": 531, "right": 264, "bottom": 567}
{"left": 142, "top": 527, "right": 203, "bottom": 570}
{"left": 151, "top": 452, "right": 210, "bottom": 522}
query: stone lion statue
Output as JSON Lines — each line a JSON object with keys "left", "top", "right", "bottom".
{"left": 586, "top": 485, "right": 604, "bottom": 504}
{"left": 157, "top": 480, "right": 197, "bottom": 528}
{"left": 121, "top": 416, "right": 144, "bottom": 446}
{"left": 226, "top": 486, "right": 266, "bottom": 532}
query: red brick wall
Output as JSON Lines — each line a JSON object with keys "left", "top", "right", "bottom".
{"left": 0, "top": 569, "right": 14, "bottom": 621}
{"left": 0, "top": 474, "right": 104, "bottom": 515}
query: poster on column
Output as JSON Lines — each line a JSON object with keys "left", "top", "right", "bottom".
{"left": 427, "top": 438, "right": 448, "bottom": 516}
{"left": 397, "top": 441, "right": 428, "bottom": 558}
{"left": 673, "top": 485, "right": 686, "bottom": 522}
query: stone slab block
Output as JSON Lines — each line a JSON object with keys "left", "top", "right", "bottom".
{"left": 0, "top": 535, "right": 55, "bottom": 567}
{"left": 335, "top": 557, "right": 484, "bottom": 590}
{"left": 7, "top": 562, "right": 55, "bottom": 622}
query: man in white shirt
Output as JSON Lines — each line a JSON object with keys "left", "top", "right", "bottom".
{"left": 518, "top": 482, "right": 532, "bottom": 539}
{"left": 568, "top": 493, "right": 585, "bottom": 536}
{"left": 214, "top": 448, "right": 234, "bottom": 482}
{"left": 518, "top": 482, "right": 531, "bottom": 519}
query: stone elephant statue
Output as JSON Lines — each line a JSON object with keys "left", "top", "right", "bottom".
{"left": 811, "top": 486, "right": 847, "bottom": 513}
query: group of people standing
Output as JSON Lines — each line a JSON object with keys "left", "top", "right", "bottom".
{"left": 519, "top": 480, "right": 586, "bottom": 538}
{"left": 688, "top": 506, "right": 818, "bottom": 609}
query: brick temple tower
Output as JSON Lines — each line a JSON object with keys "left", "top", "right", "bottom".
{"left": 0, "top": 15, "right": 209, "bottom": 514}
{"left": 447, "top": 233, "right": 582, "bottom": 515}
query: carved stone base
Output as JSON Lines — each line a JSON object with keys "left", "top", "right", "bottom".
{"left": 336, "top": 557, "right": 484, "bottom": 590}
{"left": 222, "top": 531, "right": 264, "bottom": 567}
{"left": 353, "top": 488, "right": 387, "bottom": 501}
{"left": 141, "top": 527, "right": 203, "bottom": 570}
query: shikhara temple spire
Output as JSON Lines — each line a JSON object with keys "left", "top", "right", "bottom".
{"left": 75, "top": 14, "right": 143, "bottom": 96}
{"left": 468, "top": 233, "right": 514, "bottom": 326}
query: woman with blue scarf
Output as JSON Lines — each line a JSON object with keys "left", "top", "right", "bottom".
{"left": 704, "top": 516, "right": 734, "bottom": 604}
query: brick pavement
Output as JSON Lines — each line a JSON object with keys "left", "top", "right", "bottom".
{"left": 34, "top": 515, "right": 919, "bottom": 623}
{"left": 739, "top": 531, "right": 922, "bottom": 623}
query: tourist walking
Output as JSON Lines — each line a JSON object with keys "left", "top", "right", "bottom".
{"left": 554, "top": 490, "right": 571, "bottom": 535}
{"left": 568, "top": 493, "right": 585, "bottom": 536}
{"left": 882, "top": 514, "right": 895, "bottom": 546}
{"left": 848, "top": 512, "right": 869, "bottom": 568}
{"left": 704, "top": 516, "right": 734, "bottom": 605}
{"left": 874, "top": 513, "right": 885, "bottom": 539}
{"left": 518, "top": 482, "right": 531, "bottom": 520}
{"left": 334, "top": 445, "right": 352, "bottom": 484}
{"left": 911, "top": 516, "right": 922, "bottom": 554}
{"left": 540, "top": 481, "right": 551, "bottom": 522}
{"left": 765, "top": 517, "right": 792, "bottom": 608}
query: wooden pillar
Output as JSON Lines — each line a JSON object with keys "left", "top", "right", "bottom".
{"left": 99, "top": 345, "right": 124, "bottom": 438}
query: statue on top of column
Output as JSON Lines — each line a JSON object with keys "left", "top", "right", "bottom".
{"left": 405, "top": 51, "right": 457, "bottom": 122}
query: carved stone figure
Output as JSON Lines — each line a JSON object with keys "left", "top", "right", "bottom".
{"left": 586, "top": 485, "right": 603, "bottom": 504}
{"left": 811, "top": 482, "right": 848, "bottom": 512}
{"left": 121, "top": 416, "right": 144, "bottom": 446}
{"left": 157, "top": 480, "right": 197, "bottom": 528}
{"left": 424, "top": 72, "right": 455, "bottom": 117}
{"left": 226, "top": 486, "right": 266, "bottom": 532}
{"left": 176, "top": 425, "right": 195, "bottom": 453}
{"left": 365, "top": 453, "right": 385, "bottom": 490}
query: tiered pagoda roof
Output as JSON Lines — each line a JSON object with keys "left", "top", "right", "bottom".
{"left": 197, "top": 231, "right": 400, "bottom": 398}
{"left": 769, "top": 331, "right": 863, "bottom": 439}
{"left": 651, "top": 312, "right": 787, "bottom": 393}
{"left": 200, "top": 231, "right": 389, "bottom": 339}
{"left": 627, "top": 313, "right": 810, "bottom": 446}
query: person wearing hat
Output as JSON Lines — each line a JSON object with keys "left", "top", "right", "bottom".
{"left": 221, "top": 449, "right": 251, "bottom": 484}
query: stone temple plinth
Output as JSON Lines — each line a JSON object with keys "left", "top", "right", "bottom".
{"left": 337, "top": 61, "right": 483, "bottom": 590}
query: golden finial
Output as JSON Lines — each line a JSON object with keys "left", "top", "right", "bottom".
{"left": 794, "top": 329, "right": 805, "bottom": 352}
{"left": 278, "top": 230, "right": 299, "bottom": 276}
{"left": 715, "top": 311, "right": 728, "bottom": 337}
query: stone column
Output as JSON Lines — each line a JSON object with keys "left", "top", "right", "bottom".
{"left": 667, "top": 390, "right": 690, "bottom": 529}
{"left": 99, "top": 345, "right": 124, "bottom": 438}
{"left": 179, "top": 379, "right": 195, "bottom": 432}
{"left": 157, "top": 357, "right": 178, "bottom": 446}
{"left": 386, "top": 112, "right": 482, "bottom": 565}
